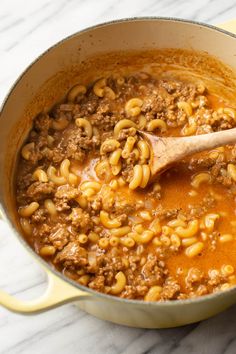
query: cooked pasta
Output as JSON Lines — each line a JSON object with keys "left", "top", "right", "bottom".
{"left": 125, "top": 98, "right": 143, "bottom": 117}
{"left": 21, "top": 142, "right": 35, "bottom": 160}
{"left": 129, "top": 165, "right": 143, "bottom": 190}
{"left": 114, "top": 119, "right": 137, "bottom": 138}
{"left": 67, "top": 84, "right": 87, "bottom": 102}
{"left": 19, "top": 202, "right": 39, "bottom": 217}
{"left": 147, "top": 119, "right": 167, "bottom": 133}
{"left": 47, "top": 166, "right": 67, "bottom": 185}
{"left": 93, "top": 78, "right": 107, "bottom": 97}
{"left": 100, "top": 211, "right": 122, "bottom": 229}
{"left": 75, "top": 118, "right": 93, "bottom": 138}
{"left": 110, "top": 271, "right": 127, "bottom": 294}
{"left": 33, "top": 169, "right": 48, "bottom": 182}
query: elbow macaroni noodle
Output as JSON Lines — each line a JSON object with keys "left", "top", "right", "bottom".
{"left": 100, "top": 211, "right": 122, "bottom": 229}
{"left": 177, "top": 101, "right": 193, "bottom": 117}
{"left": 122, "top": 136, "right": 136, "bottom": 158}
{"left": 75, "top": 118, "right": 93, "bottom": 138}
{"left": 110, "top": 226, "right": 131, "bottom": 237}
{"left": 19, "top": 202, "right": 39, "bottom": 217}
{"left": 175, "top": 220, "right": 199, "bottom": 238}
{"left": 44, "top": 199, "right": 57, "bottom": 216}
{"left": 137, "top": 140, "right": 150, "bottom": 161}
{"left": 138, "top": 114, "right": 147, "bottom": 129}
{"left": 129, "top": 165, "right": 143, "bottom": 190}
{"left": 191, "top": 172, "right": 211, "bottom": 188}
{"left": 67, "top": 84, "right": 87, "bottom": 102}
{"left": 109, "top": 148, "right": 122, "bottom": 165}
{"left": 93, "top": 78, "right": 107, "bottom": 97}
{"left": 125, "top": 98, "right": 143, "bottom": 117}
{"left": 227, "top": 163, "right": 236, "bottom": 181}
{"left": 100, "top": 139, "right": 120, "bottom": 154}
{"left": 47, "top": 166, "right": 67, "bottom": 185}
{"left": 110, "top": 271, "right": 127, "bottom": 294}
{"left": 93, "top": 78, "right": 116, "bottom": 99}
{"left": 144, "top": 286, "right": 162, "bottom": 301}
{"left": 147, "top": 119, "right": 167, "bottom": 133}
{"left": 33, "top": 169, "right": 48, "bottom": 182}
{"left": 114, "top": 119, "right": 137, "bottom": 138}
{"left": 21, "top": 142, "right": 35, "bottom": 160}
{"left": 20, "top": 218, "right": 32, "bottom": 236}
{"left": 130, "top": 230, "right": 154, "bottom": 244}
{"left": 139, "top": 165, "right": 151, "bottom": 188}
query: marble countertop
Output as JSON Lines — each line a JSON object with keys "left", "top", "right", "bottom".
{"left": 2, "top": 0, "right": 236, "bottom": 353}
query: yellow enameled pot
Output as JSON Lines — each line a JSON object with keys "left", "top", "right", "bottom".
{"left": 1, "top": 18, "right": 236, "bottom": 328}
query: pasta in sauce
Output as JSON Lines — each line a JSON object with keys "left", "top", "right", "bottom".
{"left": 15, "top": 52, "right": 236, "bottom": 301}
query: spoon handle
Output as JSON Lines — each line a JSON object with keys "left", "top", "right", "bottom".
{"left": 180, "top": 127, "right": 236, "bottom": 154}
{"left": 143, "top": 127, "right": 236, "bottom": 176}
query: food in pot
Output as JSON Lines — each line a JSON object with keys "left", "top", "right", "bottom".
{"left": 16, "top": 54, "right": 236, "bottom": 301}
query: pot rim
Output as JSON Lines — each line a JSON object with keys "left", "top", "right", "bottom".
{"left": 1, "top": 16, "right": 236, "bottom": 306}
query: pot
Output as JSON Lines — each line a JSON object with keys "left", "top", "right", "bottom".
{"left": 1, "top": 17, "right": 236, "bottom": 329}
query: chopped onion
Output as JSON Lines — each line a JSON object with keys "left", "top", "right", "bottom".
{"left": 128, "top": 215, "right": 143, "bottom": 223}
{"left": 88, "top": 251, "right": 97, "bottom": 267}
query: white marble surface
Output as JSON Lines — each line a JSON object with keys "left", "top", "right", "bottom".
{"left": 2, "top": 0, "right": 236, "bottom": 353}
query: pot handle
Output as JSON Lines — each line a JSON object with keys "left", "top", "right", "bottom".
{"left": 0, "top": 265, "right": 91, "bottom": 314}
{"left": 0, "top": 212, "right": 91, "bottom": 314}
{"left": 217, "top": 19, "right": 236, "bottom": 34}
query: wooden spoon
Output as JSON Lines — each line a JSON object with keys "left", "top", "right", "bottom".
{"left": 139, "top": 128, "right": 236, "bottom": 177}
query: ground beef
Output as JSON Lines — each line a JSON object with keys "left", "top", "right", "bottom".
{"left": 68, "top": 208, "right": 93, "bottom": 231}
{"left": 90, "top": 195, "right": 102, "bottom": 211}
{"left": 189, "top": 194, "right": 216, "bottom": 218}
{"left": 48, "top": 225, "right": 70, "bottom": 250}
{"left": 141, "top": 86, "right": 177, "bottom": 123}
{"left": 188, "top": 156, "right": 217, "bottom": 171}
{"left": 208, "top": 269, "right": 222, "bottom": 286}
{"left": 54, "top": 241, "right": 88, "bottom": 267}
{"left": 121, "top": 164, "right": 134, "bottom": 183}
{"left": 79, "top": 94, "right": 99, "bottom": 115}
{"left": 54, "top": 185, "right": 80, "bottom": 211}
{"left": 141, "top": 255, "right": 163, "bottom": 287}
{"left": 118, "top": 127, "right": 137, "bottom": 141}
{"left": 34, "top": 113, "right": 51, "bottom": 133}
{"left": 26, "top": 181, "right": 55, "bottom": 201}
{"left": 120, "top": 283, "right": 149, "bottom": 299}
{"left": 100, "top": 185, "right": 115, "bottom": 211}
{"left": 194, "top": 285, "right": 208, "bottom": 297}
{"left": 161, "top": 277, "right": 180, "bottom": 300}
{"left": 119, "top": 285, "right": 136, "bottom": 299}
{"left": 98, "top": 255, "right": 124, "bottom": 274}
{"left": 185, "top": 267, "right": 204, "bottom": 289}
{"left": 195, "top": 108, "right": 236, "bottom": 131}
{"left": 91, "top": 113, "right": 119, "bottom": 132}
{"left": 152, "top": 206, "right": 181, "bottom": 220}
{"left": 113, "top": 198, "right": 136, "bottom": 215}
{"left": 88, "top": 275, "right": 105, "bottom": 292}
{"left": 52, "top": 125, "right": 97, "bottom": 163}
{"left": 31, "top": 208, "right": 47, "bottom": 223}
{"left": 35, "top": 224, "right": 51, "bottom": 241}
{"left": 53, "top": 103, "right": 81, "bottom": 121}
{"left": 55, "top": 184, "right": 79, "bottom": 200}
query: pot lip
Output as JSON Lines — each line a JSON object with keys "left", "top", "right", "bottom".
{"left": 1, "top": 16, "right": 236, "bottom": 307}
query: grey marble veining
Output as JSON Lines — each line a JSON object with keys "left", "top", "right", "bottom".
{"left": 1, "top": 0, "right": 236, "bottom": 353}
